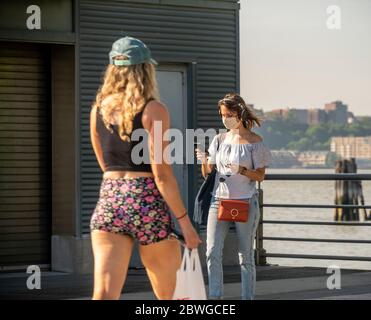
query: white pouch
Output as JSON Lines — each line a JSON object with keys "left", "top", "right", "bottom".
{"left": 172, "top": 248, "right": 207, "bottom": 300}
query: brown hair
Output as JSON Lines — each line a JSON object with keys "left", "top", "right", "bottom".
{"left": 218, "top": 93, "right": 261, "bottom": 129}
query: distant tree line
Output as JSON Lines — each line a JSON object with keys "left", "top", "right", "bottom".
{"left": 255, "top": 113, "right": 371, "bottom": 151}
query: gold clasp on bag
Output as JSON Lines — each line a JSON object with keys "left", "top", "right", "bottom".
{"left": 230, "top": 208, "right": 239, "bottom": 219}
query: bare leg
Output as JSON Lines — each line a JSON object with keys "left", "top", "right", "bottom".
{"left": 91, "top": 231, "right": 134, "bottom": 300}
{"left": 139, "top": 239, "right": 182, "bottom": 300}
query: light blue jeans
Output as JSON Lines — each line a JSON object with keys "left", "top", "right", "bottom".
{"left": 206, "top": 192, "right": 261, "bottom": 300}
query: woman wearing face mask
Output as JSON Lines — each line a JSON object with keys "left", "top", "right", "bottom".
{"left": 195, "top": 93, "right": 272, "bottom": 300}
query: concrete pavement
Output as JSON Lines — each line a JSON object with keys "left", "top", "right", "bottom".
{"left": 113, "top": 269, "right": 371, "bottom": 300}
{"left": 1, "top": 265, "right": 370, "bottom": 300}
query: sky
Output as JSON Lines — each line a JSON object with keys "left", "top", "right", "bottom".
{"left": 240, "top": 0, "right": 371, "bottom": 116}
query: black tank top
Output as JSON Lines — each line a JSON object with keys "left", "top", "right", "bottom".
{"left": 96, "top": 100, "right": 153, "bottom": 173}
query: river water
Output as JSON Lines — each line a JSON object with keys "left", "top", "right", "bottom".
{"left": 261, "top": 168, "right": 371, "bottom": 270}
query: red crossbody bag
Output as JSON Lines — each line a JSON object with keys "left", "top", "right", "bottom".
{"left": 218, "top": 199, "right": 249, "bottom": 223}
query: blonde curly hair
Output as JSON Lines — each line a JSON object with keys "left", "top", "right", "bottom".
{"left": 93, "top": 57, "right": 160, "bottom": 142}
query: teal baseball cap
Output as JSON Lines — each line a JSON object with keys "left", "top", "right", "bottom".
{"left": 109, "top": 36, "right": 158, "bottom": 66}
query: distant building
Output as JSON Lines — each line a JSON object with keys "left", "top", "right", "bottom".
{"left": 308, "top": 108, "right": 327, "bottom": 125}
{"left": 265, "top": 100, "right": 351, "bottom": 126}
{"left": 347, "top": 111, "right": 356, "bottom": 124}
{"left": 288, "top": 109, "right": 309, "bottom": 124}
{"left": 268, "top": 108, "right": 289, "bottom": 119}
{"left": 267, "top": 108, "right": 308, "bottom": 124}
{"left": 331, "top": 136, "right": 371, "bottom": 159}
{"left": 297, "top": 151, "right": 329, "bottom": 167}
{"left": 270, "top": 150, "right": 301, "bottom": 168}
{"left": 324, "top": 101, "right": 348, "bottom": 124}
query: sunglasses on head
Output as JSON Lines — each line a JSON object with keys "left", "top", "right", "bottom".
{"left": 219, "top": 97, "right": 243, "bottom": 109}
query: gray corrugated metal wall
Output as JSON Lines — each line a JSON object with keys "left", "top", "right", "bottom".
{"left": 78, "top": 0, "right": 240, "bottom": 234}
{"left": 0, "top": 42, "right": 51, "bottom": 267}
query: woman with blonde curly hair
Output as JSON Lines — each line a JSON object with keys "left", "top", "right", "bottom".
{"left": 90, "top": 37, "right": 201, "bottom": 300}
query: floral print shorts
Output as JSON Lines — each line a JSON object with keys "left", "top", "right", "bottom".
{"left": 90, "top": 177, "right": 178, "bottom": 245}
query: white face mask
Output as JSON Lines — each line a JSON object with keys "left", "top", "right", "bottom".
{"left": 222, "top": 116, "right": 241, "bottom": 129}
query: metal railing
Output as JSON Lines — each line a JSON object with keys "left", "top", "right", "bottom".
{"left": 255, "top": 173, "right": 371, "bottom": 266}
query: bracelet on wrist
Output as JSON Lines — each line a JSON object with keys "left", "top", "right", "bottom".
{"left": 176, "top": 211, "right": 188, "bottom": 220}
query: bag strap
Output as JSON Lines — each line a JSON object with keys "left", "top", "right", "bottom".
{"left": 180, "top": 247, "right": 190, "bottom": 271}
{"left": 181, "top": 248, "right": 203, "bottom": 272}
{"left": 251, "top": 144, "right": 255, "bottom": 170}
{"left": 202, "top": 132, "right": 224, "bottom": 180}
{"left": 190, "top": 249, "right": 202, "bottom": 273}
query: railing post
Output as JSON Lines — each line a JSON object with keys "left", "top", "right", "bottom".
{"left": 255, "top": 182, "right": 267, "bottom": 266}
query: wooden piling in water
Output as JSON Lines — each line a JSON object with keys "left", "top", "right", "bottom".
{"left": 343, "top": 159, "right": 351, "bottom": 221}
{"left": 334, "top": 158, "right": 367, "bottom": 221}
{"left": 334, "top": 160, "right": 343, "bottom": 221}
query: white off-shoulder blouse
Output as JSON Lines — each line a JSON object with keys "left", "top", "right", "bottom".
{"left": 208, "top": 133, "right": 273, "bottom": 199}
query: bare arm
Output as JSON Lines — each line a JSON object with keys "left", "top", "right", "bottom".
{"left": 142, "top": 101, "right": 201, "bottom": 248}
{"left": 200, "top": 156, "right": 214, "bottom": 179}
{"left": 239, "top": 166, "right": 266, "bottom": 182}
{"left": 142, "top": 102, "right": 186, "bottom": 217}
{"left": 196, "top": 137, "right": 219, "bottom": 179}
{"left": 90, "top": 105, "right": 106, "bottom": 172}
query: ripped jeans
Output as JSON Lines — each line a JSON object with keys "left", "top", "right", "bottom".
{"left": 206, "top": 192, "right": 261, "bottom": 300}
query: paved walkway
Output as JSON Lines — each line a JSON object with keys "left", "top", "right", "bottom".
{"left": 96, "top": 268, "right": 371, "bottom": 300}
{"left": 1, "top": 265, "right": 370, "bottom": 300}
